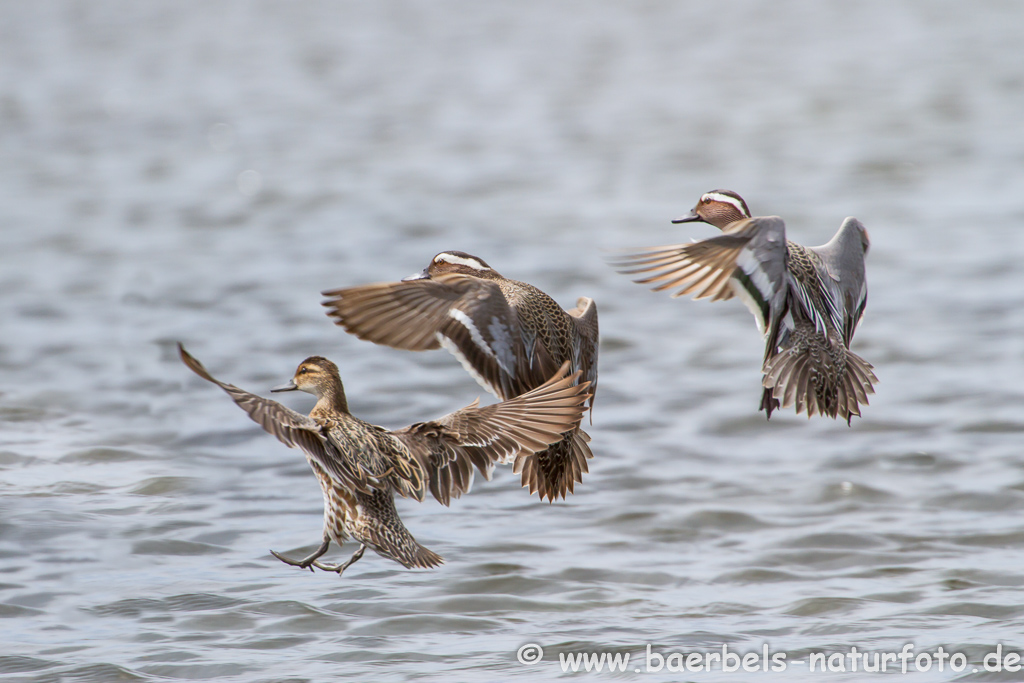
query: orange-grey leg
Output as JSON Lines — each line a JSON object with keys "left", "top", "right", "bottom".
{"left": 312, "top": 544, "right": 366, "bottom": 576}
{"left": 270, "top": 534, "right": 331, "bottom": 572}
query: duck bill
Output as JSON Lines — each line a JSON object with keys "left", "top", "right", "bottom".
{"left": 401, "top": 268, "right": 430, "bottom": 282}
{"left": 270, "top": 379, "right": 298, "bottom": 393}
{"left": 671, "top": 211, "right": 705, "bottom": 224}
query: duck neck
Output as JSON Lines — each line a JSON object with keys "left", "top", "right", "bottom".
{"left": 313, "top": 384, "right": 350, "bottom": 415}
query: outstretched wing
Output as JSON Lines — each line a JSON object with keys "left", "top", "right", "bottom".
{"left": 178, "top": 344, "right": 376, "bottom": 494}
{"left": 613, "top": 238, "right": 741, "bottom": 301}
{"left": 612, "top": 216, "right": 789, "bottom": 335}
{"left": 390, "top": 362, "right": 591, "bottom": 506}
{"left": 322, "top": 274, "right": 531, "bottom": 400}
{"left": 808, "top": 216, "right": 870, "bottom": 346}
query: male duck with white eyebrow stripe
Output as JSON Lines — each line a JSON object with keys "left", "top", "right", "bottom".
{"left": 321, "top": 251, "right": 599, "bottom": 502}
{"left": 614, "top": 190, "right": 876, "bottom": 424}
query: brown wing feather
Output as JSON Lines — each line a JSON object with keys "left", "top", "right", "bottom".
{"left": 323, "top": 274, "right": 529, "bottom": 401}
{"left": 513, "top": 429, "right": 592, "bottom": 501}
{"left": 612, "top": 236, "right": 751, "bottom": 301}
{"left": 321, "top": 277, "right": 488, "bottom": 351}
{"left": 390, "top": 362, "right": 591, "bottom": 505}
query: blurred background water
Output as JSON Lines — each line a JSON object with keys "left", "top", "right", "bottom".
{"left": 2, "top": 1, "right": 1024, "bottom": 681}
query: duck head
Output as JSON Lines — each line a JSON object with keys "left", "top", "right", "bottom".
{"left": 402, "top": 251, "right": 500, "bottom": 281}
{"left": 272, "top": 356, "right": 349, "bottom": 412}
{"left": 673, "top": 189, "right": 751, "bottom": 229}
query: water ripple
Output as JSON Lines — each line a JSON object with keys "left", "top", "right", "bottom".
{"left": 3, "top": 2, "right": 1023, "bottom": 681}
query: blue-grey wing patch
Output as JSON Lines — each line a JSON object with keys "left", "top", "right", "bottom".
{"left": 726, "top": 217, "right": 789, "bottom": 335}
{"left": 808, "top": 217, "right": 870, "bottom": 345}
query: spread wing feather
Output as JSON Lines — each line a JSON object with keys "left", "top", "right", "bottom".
{"left": 807, "top": 217, "right": 870, "bottom": 346}
{"left": 390, "top": 362, "right": 591, "bottom": 506}
{"left": 322, "top": 275, "right": 530, "bottom": 400}
{"left": 612, "top": 217, "right": 789, "bottom": 335}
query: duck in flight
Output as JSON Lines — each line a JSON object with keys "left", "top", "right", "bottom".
{"left": 614, "top": 190, "right": 876, "bottom": 423}
{"left": 179, "top": 344, "right": 591, "bottom": 574}
{"left": 321, "top": 251, "right": 599, "bottom": 501}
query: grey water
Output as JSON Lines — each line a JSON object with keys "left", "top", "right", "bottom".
{"left": 2, "top": 2, "right": 1024, "bottom": 681}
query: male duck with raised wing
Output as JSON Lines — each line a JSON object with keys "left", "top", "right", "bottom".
{"left": 321, "top": 251, "right": 599, "bottom": 502}
{"left": 614, "top": 190, "right": 876, "bottom": 424}
{"left": 179, "top": 344, "right": 591, "bottom": 575}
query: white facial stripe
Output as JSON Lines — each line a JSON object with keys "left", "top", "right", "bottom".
{"left": 703, "top": 192, "right": 749, "bottom": 217}
{"left": 434, "top": 253, "right": 489, "bottom": 271}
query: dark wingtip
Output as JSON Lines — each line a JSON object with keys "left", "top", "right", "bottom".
{"left": 760, "top": 388, "right": 779, "bottom": 420}
{"left": 178, "top": 343, "right": 217, "bottom": 384}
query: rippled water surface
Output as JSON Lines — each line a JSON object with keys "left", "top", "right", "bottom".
{"left": 3, "top": 2, "right": 1024, "bottom": 681}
